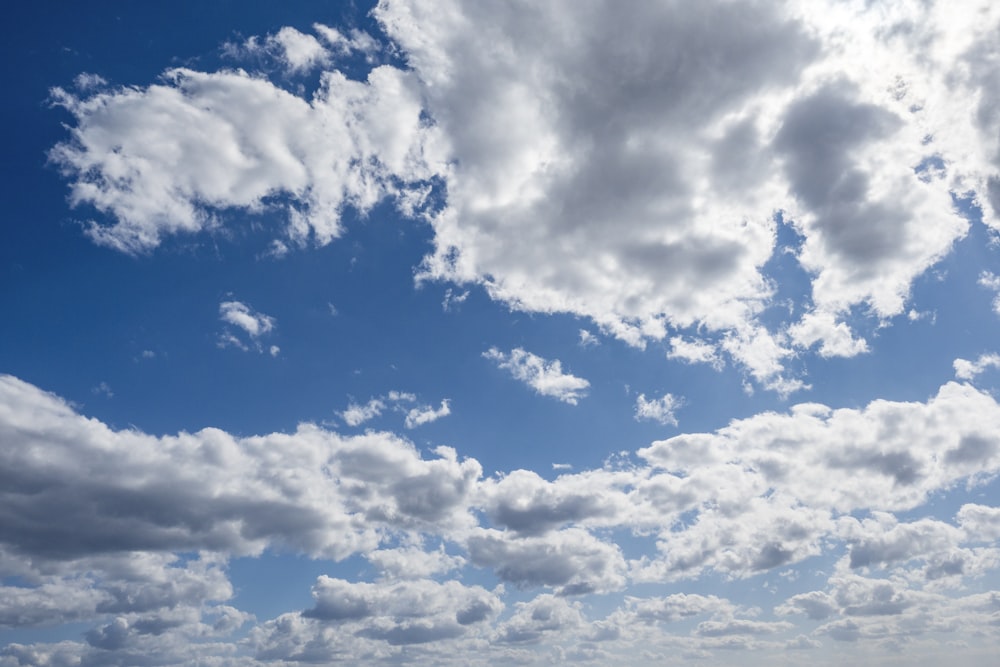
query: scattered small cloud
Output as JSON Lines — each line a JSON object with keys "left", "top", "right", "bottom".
{"left": 218, "top": 300, "right": 277, "bottom": 353}
{"left": 634, "top": 392, "right": 682, "bottom": 426}
{"left": 340, "top": 392, "right": 451, "bottom": 429}
{"left": 91, "top": 381, "right": 113, "bottom": 398}
{"left": 578, "top": 329, "right": 599, "bottom": 347}
{"left": 73, "top": 72, "right": 106, "bottom": 90}
{"left": 442, "top": 288, "right": 469, "bottom": 312}
{"left": 979, "top": 271, "right": 1000, "bottom": 315}
{"left": 954, "top": 353, "right": 1000, "bottom": 381}
{"left": 404, "top": 399, "right": 451, "bottom": 429}
{"left": 340, "top": 397, "right": 386, "bottom": 427}
{"left": 484, "top": 347, "right": 590, "bottom": 405}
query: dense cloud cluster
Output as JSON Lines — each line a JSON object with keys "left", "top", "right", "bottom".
{"left": 48, "top": 0, "right": 1000, "bottom": 389}
{"left": 3, "top": 372, "right": 1000, "bottom": 664}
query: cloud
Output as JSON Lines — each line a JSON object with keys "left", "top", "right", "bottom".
{"left": 978, "top": 272, "right": 1000, "bottom": 315}
{"left": 340, "top": 392, "right": 451, "bottom": 428}
{"left": 954, "top": 353, "right": 1000, "bottom": 380}
{"left": 466, "top": 528, "right": 626, "bottom": 596}
{"left": 218, "top": 300, "right": 276, "bottom": 352}
{"left": 51, "top": 1, "right": 1000, "bottom": 388}
{"left": 578, "top": 329, "right": 599, "bottom": 348}
{"left": 365, "top": 544, "right": 466, "bottom": 579}
{"left": 0, "top": 374, "right": 480, "bottom": 564}
{"left": 340, "top": 397, "right": 386, "bottom": 427}
{"left": 4, "top": 373, "right": 1000, "bottom": 662}
{"left": 49, "top": 61, "right": 441, "bottom": 253}
{"left": 634, "top": 393, "right": 682, "bottom": 426}
{"left": 302, "top": 576, "right": 500, "bottom": 635}
{"left": 667, "top": 336, "right": 723, "bottom": 369}
{"left": 404, "top": 399, "right": 451, "bottom": 429}
{"left": 484, "top": 347, "right": 589, "bottom": 405}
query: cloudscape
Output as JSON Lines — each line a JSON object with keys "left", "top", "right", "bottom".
{"left": 3, "top": 1, "right": 1000, "bottom": 664}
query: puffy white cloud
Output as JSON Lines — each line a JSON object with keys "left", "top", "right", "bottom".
{"left": 49, "top": 0, "right": 1000, "bottom": 389}
{"left": 268, "top": 26, "right": 331, "bottom": 72}
{"left": 0, "top": 374, "right": 480, "bottom": 563}
{"left": 494, "top": 595, "right": 584, "bottom": 645}
{"left": 230, "top": 26, "right": 336, "bottom": 73}
{"left": 405, "top": 399, "right": 452, "bottom": 429}
{"left": 478, "top": 469, "right": 628, "bottom": 536}
{"left": 365, "top": 544, "right": 466, "bottom": 579}
{"left": 303, "top": 576, "right": 501, "bottom": 638}
{"left": 788, "top": 311, "right": 869, "bottom": 358}
{"left": 466, "top": 528, "right": 626, "bottom": 596}
{"left": 6, "top": 373, "right": 1000, "bottom": 662}
{"left": 634, "top": 392, "right": 682, "bottom": 426}
{"left": 957, "top": 504, "right": 1000, "bottom": 542}
{"left": 218, "top": 300, "right": 276, "bottom": 353}
{"left": 49, "top": 61, "right": 442, "bottom": 253}
{"left": 954, "top": 353, "right": 1000, "bottom": 380}
{"left": 483, "top": 347, "right": 589, "bottom": 405}
{"left": 340, "top": 396, "right": 386, "bottom": 427}
{"left": 625, "top": 593, "right": 736, "bottom": 624}
{"left": 666, "top": 336, "right": 723, "bottom": 369}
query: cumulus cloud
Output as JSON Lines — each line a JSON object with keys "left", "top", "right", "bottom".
{"left": 484, "top": 347, "right": 589, "bottom": 405}
{"left": 4, "top": 373, "right": 1000, "bottom": 663}
{"left": 634, "top": 393, "right": 682, "bottom": 426}
{"left": 954, "top": 353, "right": 1000, "bottom": 380}
{"left": 229, "top": 26, "right": 333, "bottom": 73}
{"left": 404, "top": 399, "right": 451, "bottom": 429}
{"left": 667, "top": 336, "right": 723, "bottom": 369}
{"left": 340, "top": 397, "right": 386, "bottom": 427}
{"left": 50, "top": 0, "right": 1000, "bottom": 387}
{"left": 49, "top": 61, "right": 442, "bottom": 253}
{"left": 0, "top": 374, "right": 480, "bottom": 563}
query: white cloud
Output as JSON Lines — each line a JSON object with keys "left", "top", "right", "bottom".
{"left": 49, "top": 62, "right": 441, "bottom": 253}
{"left": 978, "top": 271, "right": 1000, "bottom": 315}
{"left": 954, "top": 352, "right": 1000, "bottom": 380}
{"left": 0, "top": 375, "right": 481, "bottom": 564}
{"left": 313, "top": 24, "right": 379, "bottom": 57}
{"left": 441, "top": 288, "right": 469, "bottom": 312}
{"left": 667, "top": 336, "right": 722, "bottom": 369}
{"left": 788, "top": 311, "right": 869, "bottom": 358}
{"left": 634, "top": 393, "right": 682, "bottom": 426}
{"left": 5, "top": 373, "right": 1000, "bottom": 662}
{"left": 269, "top": 26, "right": 331, "bottom": 72}
{"left": 340, "top": 397, "right": 386, "bottom": 427}
{"left": 340, "top": 392, "right": 450, "bottom": 428}
{"left": 404, "top": 399, "right": 451, "bottom": 429}
{"left": 365, "top": 544, "right": 466, "bottom": 579}
{"left": 578, "top": 329, "right": 599, "bottom": 347}
{"left": 218, "top": 300, "right": 276, "bottom": 353}
{"left": 51, "top": 1, "right": 1000, "bottom": 388}
{"left": 483, "top": 347, "right": 589, "bottom": 405}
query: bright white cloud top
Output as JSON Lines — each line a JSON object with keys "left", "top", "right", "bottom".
{"left": 3, "top": 0, "right": 1000, "bottom": 665}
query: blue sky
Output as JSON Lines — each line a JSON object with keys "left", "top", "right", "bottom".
{"left": 3, "top": 1, "right": 1000, "bottom": 664}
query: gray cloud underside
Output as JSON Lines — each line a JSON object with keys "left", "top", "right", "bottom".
{"left": 3, "top": 372, "right": 1000, "bottom": 664}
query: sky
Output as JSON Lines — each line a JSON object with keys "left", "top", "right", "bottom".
{"left": 2, "top": 0, "right": 1000, "bottom": 664}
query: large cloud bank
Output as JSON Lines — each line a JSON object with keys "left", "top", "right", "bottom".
{"left": 49, "top": 0, "right": 1000, "bottom": 389}
{"left": 2, "top": 372, "right": 1000, "bottom": 664}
